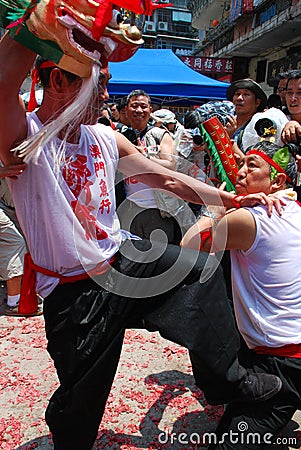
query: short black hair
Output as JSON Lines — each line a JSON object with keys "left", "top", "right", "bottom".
{"left": 126, "top": 89, "right": 151, "bottom": 105}
{"left": 183, "top": 110, "right": 202, "bottom": 129}
{"left": 117, "top": 96, "right": 128, "bottom": 112}
{"left": 35, "top": 56, "right": 79, "bottom": 87}
{"left": 287, "top": 69, "right": 301, "bottom": 82}
{"left": 267, "top": 93, "right": 282, "bottom": 109}
{"left": 277, "top": 71, "right": 290, "bottom": 81}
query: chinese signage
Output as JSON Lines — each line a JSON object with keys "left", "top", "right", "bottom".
{"left": 267, "top": 53, "right": 301, "bottom": 86}
{"left": 180, "top": 56, "right": 234, "bottom": 74}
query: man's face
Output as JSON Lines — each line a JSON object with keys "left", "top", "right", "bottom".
{"left": 277, "top": 78, "right": 288, "bottom": 106}
{"left": 286, "top": 78, "right": 301, "bottom": 118}
{"left": 235, "top": 154, "right": 272, "bottom": 195}
{"left": 232, "top": 88, "right": 261, "bottom": 118}
{"left": 119, "top": 107, "right": 131, "bottom": 126}
{"left": 110, "top": 104, "right": 120, "bottom": 121}
{"left": 82, "top": 67, "right": 110, "bottom": 125}
{"left": 126, "top": 95, "right": 152, "bottom": 131}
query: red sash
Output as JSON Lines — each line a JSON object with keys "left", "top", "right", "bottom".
{"left": 18, "top": 252, "right": 113, "bottom": 315}
{"left": 254, "top": 344, "right": 301, "bottom": 359}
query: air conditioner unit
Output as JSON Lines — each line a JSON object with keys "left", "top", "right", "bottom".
{"left": 145, "top": 21, "right": 155, "bottom": 32}
{"left": 158, "top": 21, "right": 168, "bottom": 31}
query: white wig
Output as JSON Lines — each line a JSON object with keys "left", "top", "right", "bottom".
{"left": 12, "top": 63, "right": 101, "bottom": 175}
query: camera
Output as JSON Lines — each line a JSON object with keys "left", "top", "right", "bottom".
{"left": 287, "top": 138, "right": 301, "bottom": 157}
{"left": 192, "top": 134, "right": 205, "bottom": 146}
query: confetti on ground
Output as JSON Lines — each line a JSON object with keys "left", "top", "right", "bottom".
{"left": 0, "top": 288, "right": 300, "bottom": 450}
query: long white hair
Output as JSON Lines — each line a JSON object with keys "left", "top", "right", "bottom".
{"left": 13, "top": 63, "right": 101, "bottom": 174}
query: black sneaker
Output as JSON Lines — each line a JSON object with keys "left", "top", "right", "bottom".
{"left": 206, "top": 373, "right": 282, "bottom": 406}
{"left": 237, "top": 373, "right": 282, "bottom": 403}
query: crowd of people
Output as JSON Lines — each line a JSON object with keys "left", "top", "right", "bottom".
{"left": 0, "top": 6, "right": 301, "bottom": 448}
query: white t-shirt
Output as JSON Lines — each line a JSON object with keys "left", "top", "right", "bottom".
{"left": 231, "top": 195, "right": 301, "bottom": 348}
{"left": 8, "top": 112, "right": 126, "bottom": 298}
{"left": 125, "top": 127, "right": 167, "bottom": 209}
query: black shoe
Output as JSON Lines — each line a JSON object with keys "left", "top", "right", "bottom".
{"left": 238, "top": 373, "right": 282, "bottom": 403}
{"left": 206, "top": 373, "right": 282, "bottom": 406}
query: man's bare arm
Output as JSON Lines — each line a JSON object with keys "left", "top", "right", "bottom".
{"left": 0, "top": 33, "right": 36, "bottom": 164}
{"left": 0, "top": 163, "right": 27, "bottom": 179}
{"left": 181, "top": 208, "right": 256, "bottom": 253}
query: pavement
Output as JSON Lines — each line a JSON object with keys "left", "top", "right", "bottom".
{"left": 0, "top": 282, "right": 300, "bottom": 450}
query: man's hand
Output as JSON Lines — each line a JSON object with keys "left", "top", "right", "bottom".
{"left": 234, "top": 192, "right": 286, "bottom": 217}
{"left": 135, "top": 137, "right": 148, "bottom": 157}
{"left": 281, "top": 120, "right": 301, "bottom": 144}
{"left": 0, "top": 163, "right": 27, "bottom": 179}
{"left": 225, "top": 115, "right": 237, "bottom": 138}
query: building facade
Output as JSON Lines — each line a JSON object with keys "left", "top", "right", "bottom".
{"left": 188, "top": 0, "right": 301, "bottom": 94}
{"left": 142, "top": 0, "right": 199, "bottom": 57}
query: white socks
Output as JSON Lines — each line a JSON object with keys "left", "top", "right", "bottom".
{"left": 7, "top": 294, "right": 20, "bottom": 307}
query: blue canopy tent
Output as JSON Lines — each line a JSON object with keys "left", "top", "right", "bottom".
{"left": 108, "top": 49, "right": 229, "bottom": 105}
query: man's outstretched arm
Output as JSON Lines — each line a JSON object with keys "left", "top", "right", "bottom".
{"left": 116, "top": 131, "right": 284, "bottom": 212}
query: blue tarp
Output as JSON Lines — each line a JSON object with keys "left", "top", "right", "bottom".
{"left": 108, "top": 49, "right": 229, "bottom": 102}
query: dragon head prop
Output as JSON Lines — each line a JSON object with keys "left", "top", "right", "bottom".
{"left": 0, "top": 0, "right": 171, "bottom": 77}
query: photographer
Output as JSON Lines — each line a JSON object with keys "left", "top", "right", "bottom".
{"left": 151, "top": 108, "right": 183, "bottom": 139}
{"left": 119, "top": 90, "right": 182, "bottom": 244}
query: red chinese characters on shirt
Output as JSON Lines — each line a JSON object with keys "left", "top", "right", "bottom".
{"left": 62, "top": 143, "right": 112, "bottom": 241}
{"left": 70, "top": 200, "right": 108, "bottom": 240}
{"left": 63, "top": 154, "right": 92, "bottom": 199}
{"left": 90, "top": 144, "right": 112, "bottom": 214}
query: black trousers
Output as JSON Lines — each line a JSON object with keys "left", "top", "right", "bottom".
{"left": 208, "top": 342, "right": 301, "bottom": 450}
{"left": 43, "top": 240, "right": 244, "bottom": 450}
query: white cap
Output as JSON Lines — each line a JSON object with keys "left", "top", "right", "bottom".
{"left": 151, "top": 109, "right": 176, "bottom": 124}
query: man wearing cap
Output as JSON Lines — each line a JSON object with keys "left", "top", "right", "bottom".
{"left": 151, "top": 108, "right": 183, "bottom": 138}
{"left": 226, "top": 78, "right": 268, "bottom": 152}
{"left": 182, "top": 140, "right": 301, "bottom": 449}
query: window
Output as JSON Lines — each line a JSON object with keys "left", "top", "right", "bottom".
{"left": 172, "top": 11, "right": 192, "bottom": 22}
{"left": 256, "top": 60, "right": 267, "bottom": 83}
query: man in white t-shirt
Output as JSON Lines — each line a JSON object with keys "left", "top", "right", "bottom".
{"left": 121, "top": 89, "right": 182, "bottom": 243}
{"left": 182, "top": 140, "right": 301, "bottom": 449}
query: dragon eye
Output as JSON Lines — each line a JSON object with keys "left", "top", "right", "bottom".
{"left": 58, "top": 6, "right": 68, "bottom": 17}
{"left": 109, "top": 9, "right": 124, "bottom": 28}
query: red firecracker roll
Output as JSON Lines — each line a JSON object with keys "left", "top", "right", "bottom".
{"left": 202, "top": 116, "right": 239, "bottom": 186}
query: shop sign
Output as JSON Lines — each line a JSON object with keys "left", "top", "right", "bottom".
{"left": 180, "top": 56, "right": 234, "bottom": 73}
{"left": 267, "top": 54, "right": 301, "bottom": 85}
